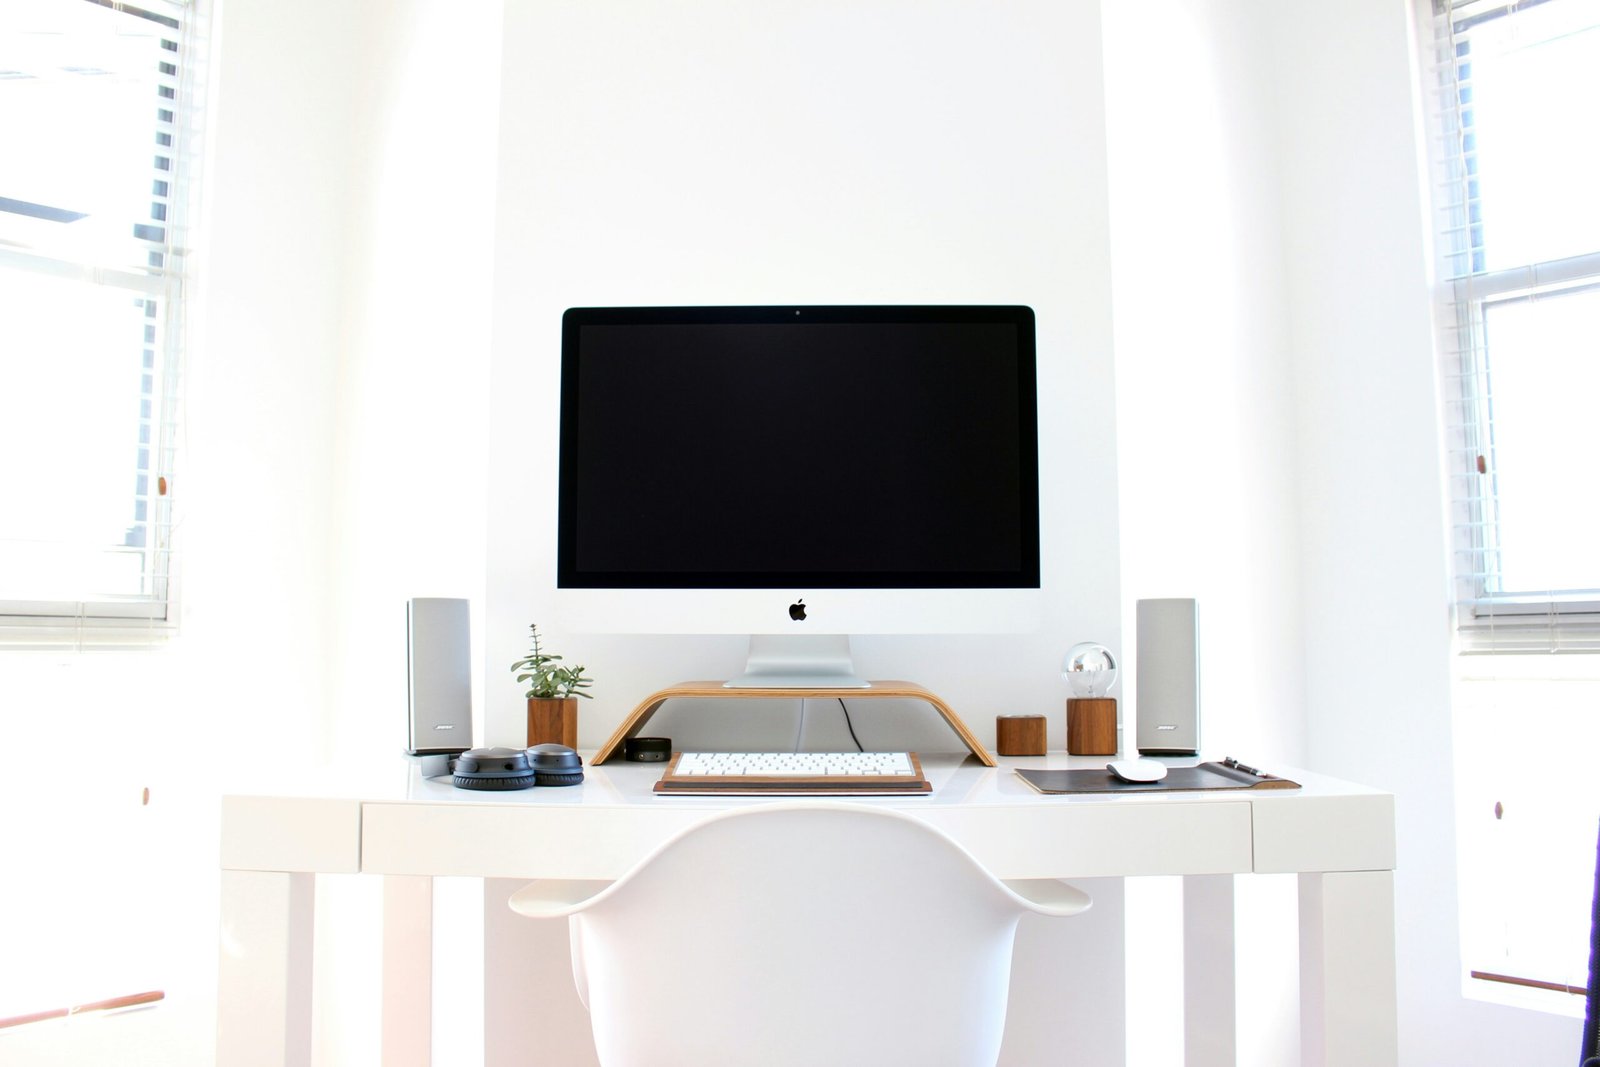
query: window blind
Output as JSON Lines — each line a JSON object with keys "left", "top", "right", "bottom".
{"left": 1423, "top": 0, "right": 1600, "bottom": 653}
{"left": 0, "top": 0, "right": 205, "bottom": 646}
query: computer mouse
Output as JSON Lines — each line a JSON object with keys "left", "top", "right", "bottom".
{"left": 1107, "top": 758, "right": 1168, "bottom": 783}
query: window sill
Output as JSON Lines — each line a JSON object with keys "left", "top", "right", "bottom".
{"left": 1464, "top": 971, "right": 1588, "bottom": 1019}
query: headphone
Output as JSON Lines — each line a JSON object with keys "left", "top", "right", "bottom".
{"left": 451, "top": 744, "right": 585, "bottom": 790}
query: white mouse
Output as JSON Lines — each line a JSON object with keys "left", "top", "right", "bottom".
{"left": 1107, "top": 758, "right": 1168, "bottom": 783}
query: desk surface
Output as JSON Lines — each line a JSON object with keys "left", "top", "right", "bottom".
{"left": 217, "top": 751, "right": 1400, "bottom": 1067}
{"left": 220, "top": 752, "right": 1395, "bottom": 883}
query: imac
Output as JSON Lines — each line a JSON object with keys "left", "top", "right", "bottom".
{"left": 555, "top": 305, "right": 1041, "bottom": 688}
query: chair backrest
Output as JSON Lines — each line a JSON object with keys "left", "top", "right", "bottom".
{"left": 530, "top": 803, "right": 1084, "bottom": 1067}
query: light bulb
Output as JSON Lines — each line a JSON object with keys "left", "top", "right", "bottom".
{"left": 1062, "top": 641, "right": 1117, "bottom": 698}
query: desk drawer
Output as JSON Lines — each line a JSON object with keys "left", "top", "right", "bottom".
{"left": 361, "top": 798, "right": 1256, "bottom": 881}
{"left": 917, "top": 801, "right": 1254, "bottom": 879}
{"left": 362, "top": 803, "right": 707, "bottom": 879}
{"left": 1251, "top": 792, "right": 1395, "bottom": 873}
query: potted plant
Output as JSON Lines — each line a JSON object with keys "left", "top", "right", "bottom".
{"left": 511, "top": 623, "right": 593, "bottom": 747}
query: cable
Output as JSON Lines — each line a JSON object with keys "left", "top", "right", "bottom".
{"left": 838, "top": 698, "right": 863, "bottom": 752}
{"left": 793, "top": 698, "right": 807, "bottom": 752}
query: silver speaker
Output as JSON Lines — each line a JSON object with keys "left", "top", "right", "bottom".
{"left": 407, "top": 597, "right": 472, "bottom": 755}
{"left": 1135, "top": 597, "right": 1200, "bottom": 755}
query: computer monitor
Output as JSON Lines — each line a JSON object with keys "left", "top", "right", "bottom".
{"left": 555, "top": 305, "right": 1041, "bottom": 687}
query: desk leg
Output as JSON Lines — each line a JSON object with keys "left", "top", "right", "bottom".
{"left": 218, "top": 869, "right": 314, "bottom": 1067}
{"left": 1184, "top": 874, "right": 1237, "bottom": 1066}
{"left": 1298, "top": 870, "right": 1397, "bottom": 1067}
{"left": 383, "top": 876, "right": 434, "bottom": 1067}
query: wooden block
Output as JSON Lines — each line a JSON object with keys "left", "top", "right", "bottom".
{"left": 996, "top": 714, "right": 1047, "bottom": 756}
{"left": 1066, "top": 697, "right": 1118, "bottom": 755}
{"left": 526, "top": 697, "right": 578, "bottom": 748}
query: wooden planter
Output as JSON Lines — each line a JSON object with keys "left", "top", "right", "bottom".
{"left": 526, "top": 697, "right": 578, "bottom": 748}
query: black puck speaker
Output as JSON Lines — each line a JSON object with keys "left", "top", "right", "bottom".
{"left": 624, "top": 736, "right": 672, "bottom": 762}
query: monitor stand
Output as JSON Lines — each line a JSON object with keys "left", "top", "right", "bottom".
{"left": 592, "top": 676, "right": 997, "bottom": 767}
{"left": 724, "top": 635, "right": 870, "bottom": 689}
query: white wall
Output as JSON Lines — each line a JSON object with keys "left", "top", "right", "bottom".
{"left": 1102, "top": 1, "right": 1311, "bottom": 1061}
{"left": 1107, "top": 0, "right": 1583, "bottom": 1060}
{"left": 481, "top": 2, "right": 1128, "bottom": 1063}
{"left": 0, "top": 0, "right": 372, "bottom": 1059}
{"left": 1103, "top": 0, "right": 1308, "bottom": 768}
{"left": 484, "top": 0, "right": 1123, "bottom": 755}
{"left": 1261, "top": 0, "right": 1578, "bottom": 1061}
{"left": 0, "top": 0, "right": 498, "bottom": 1063}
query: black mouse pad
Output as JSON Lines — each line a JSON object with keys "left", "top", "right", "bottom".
{"left": 1015, "top": 760, "right": 1299, "bottom": 795}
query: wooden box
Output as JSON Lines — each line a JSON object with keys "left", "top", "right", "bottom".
{"left": 996, "top": 714, "right": 1048, "bottom": 756}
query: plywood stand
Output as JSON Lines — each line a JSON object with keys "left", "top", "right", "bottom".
{"left": 592, "top": 680, "right": 997, "bottom": 766}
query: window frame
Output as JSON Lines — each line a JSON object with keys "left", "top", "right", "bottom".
{"left": 0, "top": 0, "right": 203, "bottom": 644}
{"left": 1428, "top": 0, "right": 1600, "bottom": 652}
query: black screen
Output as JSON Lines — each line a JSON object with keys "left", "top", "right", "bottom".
{"left": 557, "top": 306, "right": 1039, "bottom": 589}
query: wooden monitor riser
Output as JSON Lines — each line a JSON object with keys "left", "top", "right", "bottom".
{"left": 591, "top": 680, "right": 997, "bottom": 766}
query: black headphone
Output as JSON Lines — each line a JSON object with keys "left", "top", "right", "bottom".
{"left": 451, "top": 744, "right": 584, "bottom": 790}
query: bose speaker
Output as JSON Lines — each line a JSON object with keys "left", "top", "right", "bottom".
{"left": 407, "top": 597, "right": 472, "bottom": 755}
{"left": 1135, "top": 598, "right": 1200, "bottom": 756}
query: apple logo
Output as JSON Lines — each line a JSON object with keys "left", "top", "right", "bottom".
{"left": 788, "top": 599, "right": 807, "bottom": 622}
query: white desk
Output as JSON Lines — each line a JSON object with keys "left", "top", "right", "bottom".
{"left": 217, "top": 753, "right": 1396, "bottom": 1066}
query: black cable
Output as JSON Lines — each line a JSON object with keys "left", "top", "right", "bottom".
{"left": 838, "top": 698, "right": 863, "bottom": 752}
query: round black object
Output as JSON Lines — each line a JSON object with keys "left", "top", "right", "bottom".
{"left": 624, "top": 736, "right": 672, "bottom": 762}
{"left": 453, "top": 747, "right": 537, "bottom": 791}
{"left": 527, "top": 743, "right": 585, "bottom": 786}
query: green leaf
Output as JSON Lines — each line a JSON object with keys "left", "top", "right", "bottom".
{"left": 512, "top": 622, "right": 594, "bottom": 699}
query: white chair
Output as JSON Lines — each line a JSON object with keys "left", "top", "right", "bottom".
{"left": 508, "top": 802, "right": 1091, "bottom": 1067}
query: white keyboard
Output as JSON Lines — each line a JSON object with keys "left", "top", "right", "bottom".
{"left": 655, "top": 751, "right": 932, "bottom": 795}
{"left": 672, "top": 751, "right": 919, "bottom": 777}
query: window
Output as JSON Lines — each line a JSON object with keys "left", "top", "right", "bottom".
{"left": 1429, "top": 0, "right": 1600, "bottom": 653}
{"left": 0, "top": 0, "right": 203, "bottom": 642}
{"left": 1422, "top": 0, "right": 1600, "bottom": 1012}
